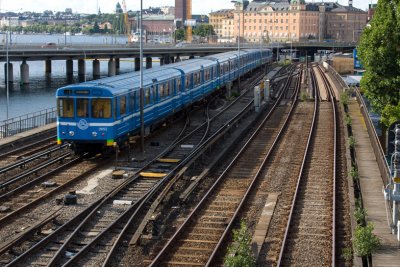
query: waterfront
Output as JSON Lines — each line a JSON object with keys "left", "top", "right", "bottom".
{"left": 0, "top": 34, "right": 148, "bottom": 122}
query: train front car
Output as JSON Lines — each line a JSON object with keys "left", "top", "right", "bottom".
{"left": 56, "top": 84, "right": 116, "bottom": 153}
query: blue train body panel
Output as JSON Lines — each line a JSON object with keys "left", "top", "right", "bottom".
{"left": 56, "top": 49, "right": 273, "bottom": 151}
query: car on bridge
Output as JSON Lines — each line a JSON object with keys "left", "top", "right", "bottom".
{"left": 41, "top": 42, "right": 57, "bottom": 48}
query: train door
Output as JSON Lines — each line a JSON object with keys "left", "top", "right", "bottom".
{"left": 115, "top": 94, "right": 129, "bottom": 136}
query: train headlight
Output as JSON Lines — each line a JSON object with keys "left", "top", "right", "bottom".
{"left": 92, "top": 132, "right": 98, "bottom": 137}
{"left": 69, "top": 131, "right": 75, "bottom": 136}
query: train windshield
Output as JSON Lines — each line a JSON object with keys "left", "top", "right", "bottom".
{"left": 57, "top": 98, "right": 74, "bottom": 118}
{"left": 92, "top": 98, "right": 112, "bottom": 118}
{"left": 77, "top": 98, "right": 89, "bottom": 117}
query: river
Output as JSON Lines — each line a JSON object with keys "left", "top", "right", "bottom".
{"left": 0, "top": 34, "right": 149, "bottom": 122}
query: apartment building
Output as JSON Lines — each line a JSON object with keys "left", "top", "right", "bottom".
{"left": 210, "top": 0, "right": 367, "bottom": 43}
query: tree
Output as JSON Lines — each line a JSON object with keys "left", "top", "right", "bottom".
{"left": 174, "top": 28, "right": 186, "bottom": 41}
{"left": 353, "top": 223, "right": 380, "bottom": 257}
{"left": 193, "top": 24, "right": 215, "bottom": 37}
{"left": 224, "top": 221, "right": 256, "bottom": 267}
{"left": 357, "top": 0, "right": 400, "bottom": 127}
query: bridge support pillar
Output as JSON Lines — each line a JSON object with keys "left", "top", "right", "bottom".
{"left": 4, "top": 62, "right": 13, "bottom": 83}
{"left": 164, "top": 56, "right": 171, "bottom": 65}
{"left": 115, "top": 58, "right": 120, "bottom": 75}
{"left": 78, "top": 59, "right": 86, "bottom": 79}
{"left": 66, "top": 59, "right": 73, "bottom": 76}
{"left": 170, "top": 57, "right": 175, "bottom": 63}
{"left": 175, "top": 56, "right": 181, "bottom": 62}
{"left": 93, "top": 59, "right": 100, "bottom": 80}
{"left": 108, "top": 58, "right": 116, "bottom": 77}
{"left": 135, "top": 58, "right": 140, "bottom": 71}
{"left": 45, "top": 59, "right": 52, "bottom": 73}
{"left": 20, "top": 60, "right": 29, "bottom": 84}
{"left": 159, "top": 57, "right": 165, "bottom": 66}
{"left": 146, "top": 57, "right": 152, "bottom": 69}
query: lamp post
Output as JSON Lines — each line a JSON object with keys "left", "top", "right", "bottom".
{"left": 139, "top": 0, "right": 145, "bottom": 152}
{"left": 231, "top": 0, "right": 243, "bottom": 94}
{"left": 5, "top": 23, "right": 9, "bottom": 121}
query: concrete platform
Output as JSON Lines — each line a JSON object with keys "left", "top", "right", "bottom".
{"left": 348, "top": 100, "right": 400, "bottom": 266}
{"left": 0, "top": 123, "right": 56, "bottom": 148}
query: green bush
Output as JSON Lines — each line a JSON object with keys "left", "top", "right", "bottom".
{"left": 342, "top": 247, "right": 353, "bottom": 261}
{"left": 348, "top": 136, "right": 356, "bottom": 149}
{"left": 350, "top": 166, "right": 358, "bottom": 181}
{"left": 340, "top": 91, "right": 349, "bottom": 106}
{"left": 224, "top": 221, "right": 256, "bottom": 267}
{"left": 353, "top": 223, "right": 380, "bottom": 257}
{"left": 354, "top": 205, "right": 366, "bottom": 225}
{"left": 345, "top": 115, "right": 352, "bottom": 126}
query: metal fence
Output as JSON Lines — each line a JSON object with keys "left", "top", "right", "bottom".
{"left": 326, "top": 65, "right": 390, "bottom": 186}
{"left": 0, "top": 107, "right": 57, "bottom": 139}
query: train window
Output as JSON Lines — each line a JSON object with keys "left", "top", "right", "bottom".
{"left": 151, "top": 86, "right": 156, "bottom": 101}
{"left": 92, "top": 98, "right": 111, "bottom": 118}
{"left": 159, "top": 84, "right": 164, "bottom": 98}
{"left": 194, "top": 73, "right": 198, "bottom": 86}
{"left": 120, "top": 96, "right": 126, "bottom": 116}
{"left": 129, "top": 92, "right": 135, "bottom": 111}
{"left": 220, "top": 65, "right": 224, "bottom": 75}
{"left": 165, "top": 82, "right": 170, "bottom": 96}
{"left": 145, "top": 88, "right": 150, "bottom": 105}
{"left": 57, "top": 98, "right": 74, "bottom": 118}
{"left": 176, "top": 78, "right": 181, "bottom": 92}
{"left": 185, "top": 75, "right": 191, "bottom": 90}
{"left": 77, "top": 99, "right": 89, "bottom": 118}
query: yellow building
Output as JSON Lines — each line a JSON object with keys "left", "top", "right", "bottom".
{"left": 209, "top": 0, "right": 367, "bottom": 43}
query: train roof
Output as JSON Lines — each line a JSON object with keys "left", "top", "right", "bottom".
{"left": 168, "top": 58, "right": 217, "bottom": 73}
{"left": 57, "top": 67, "right": 182, "bottom": 96}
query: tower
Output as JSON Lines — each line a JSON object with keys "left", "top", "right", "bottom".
{"left": 175, "top": 0, "right": 192, "bottom": 42}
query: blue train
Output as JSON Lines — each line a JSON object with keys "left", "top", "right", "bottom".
{"left": 56, "top": 49, "right": 272, "bottom": 152}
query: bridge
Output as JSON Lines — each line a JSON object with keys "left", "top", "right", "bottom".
{"left": 0, "top": 42, "right": 356, "bottom": 84}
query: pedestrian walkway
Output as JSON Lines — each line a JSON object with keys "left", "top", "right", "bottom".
{"left": 348, "top": 100, "right": 400, "bottom": 266}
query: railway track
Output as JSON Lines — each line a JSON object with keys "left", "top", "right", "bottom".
{"left": 3, "top": 66, "right": 275, "bottom": 267}
{"left": 277, "top": 64, "right": 337, "bottom": 266}
{"left": 0, "top": 130, "right": 56, "bottom": 158}
{"left": 148, "top": 66, "right": 301, "bottom": 266}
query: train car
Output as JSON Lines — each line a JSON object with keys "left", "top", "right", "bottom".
{"left": 56, "top": 49, "right": 272, "bottom": 153}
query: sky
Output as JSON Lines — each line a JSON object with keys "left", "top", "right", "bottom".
{"left": 0, "top": 0, "right": 377, "bottom": 15}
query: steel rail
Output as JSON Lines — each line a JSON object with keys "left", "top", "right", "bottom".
{"left": 316, "top": 64, "right": 337, "bottom": 266}
{"left": 149, "top": 66, "right": 300, "bottom": 267}
{"left": 100, "top": 69, "right": 282, "bottom": 267}
{"left": 60, "top": 70, "right": 268, "bottom": 266}
{"left": 0, "top": 151, "right": 71, "bottom": 190}
{"left": 0, "top": 135, "right": 57, "bottom": 159}
{"left": 6, "top": 67, "right": 271, "bottom": 267}
{"left": 0, "top": 144, "right": 68, "bottom": 175}
{"left": 277, "top": 66, "right": 319, "bottom": 266}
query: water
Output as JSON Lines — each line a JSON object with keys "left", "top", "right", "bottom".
{"left": 0, "top": 34, "right": 151, "bottom": 122}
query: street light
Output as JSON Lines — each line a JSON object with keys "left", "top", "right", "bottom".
{"left": 139, "top": 0, "right": 145, "bottom": 152}
{"left": 5, "top": 24, "right": 10, "bottom": 120}
{"left": 231, "top": 0, "right": 243, "bottom": 94}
